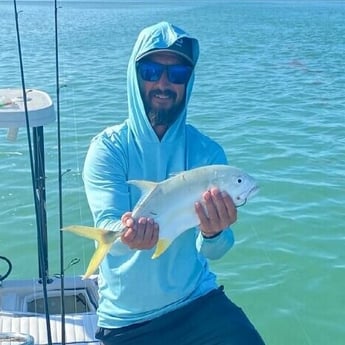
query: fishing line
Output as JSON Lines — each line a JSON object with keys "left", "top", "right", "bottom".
{"left": 12, "top": 0, "right": 53, "bottom": 344}
{"left": 53, "top": 2, "right": 92, "bottom": 340}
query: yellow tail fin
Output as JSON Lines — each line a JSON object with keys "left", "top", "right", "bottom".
{"left": 62, "top": 225, "right": 122, "bottom": 279}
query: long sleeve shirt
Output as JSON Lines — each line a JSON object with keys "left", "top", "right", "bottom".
{"left": 83, "top": 21, "right": 234, "bottom": 329}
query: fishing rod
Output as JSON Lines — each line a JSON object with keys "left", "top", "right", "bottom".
{"left": 12, "top": 1, "right": 53, "bottom": 344}
{"left": 53, "top": 0, "right": 67, "bottom": 343}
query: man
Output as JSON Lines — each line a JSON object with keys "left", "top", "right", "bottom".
{"left": 83, "top": 21, "right": 265, "bottom": 345}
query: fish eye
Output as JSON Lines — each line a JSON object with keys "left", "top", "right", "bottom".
{"left": 237, "top": 178, "right": 242, "bottom": 184}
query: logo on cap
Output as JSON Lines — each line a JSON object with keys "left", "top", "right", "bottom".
{"left": 174, "top": 38, "right": 184, "bottom": 48}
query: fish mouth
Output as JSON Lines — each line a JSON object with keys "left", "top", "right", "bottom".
{"left": 248, "top": 185, "right": 260, "bottom": 199}
{"left": 236, "top": 185, "right": 260, "bottom": 208}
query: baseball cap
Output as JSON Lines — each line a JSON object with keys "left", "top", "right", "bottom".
{"left": 138, "top": 37, "right": 194, "bottom": 66}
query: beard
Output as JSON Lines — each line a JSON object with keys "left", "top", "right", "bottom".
{"left": 144, "top": 89, "right": 185, "bottom": 127}
{"left": 147, "top": 108, "right": 180, "bottom": 127}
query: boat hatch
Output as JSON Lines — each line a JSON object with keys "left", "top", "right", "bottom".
{"left": 23, "top": 289, "right": 96, "bottom": 314}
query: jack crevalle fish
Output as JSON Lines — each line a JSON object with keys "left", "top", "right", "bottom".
{"left": 63, "top": 164, "right": 259, "bottom": 279}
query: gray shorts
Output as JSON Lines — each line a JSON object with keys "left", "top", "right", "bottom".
{"left": 95, "top": 286, "right": 265, "bottom": 345}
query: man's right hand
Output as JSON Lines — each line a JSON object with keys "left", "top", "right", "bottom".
{"left": 120, "top": 212, "right": 159, "bottom": 250}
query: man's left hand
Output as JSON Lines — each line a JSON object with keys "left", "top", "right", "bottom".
{"left": 195, "top": 188, "right": 237, "bottom": 238}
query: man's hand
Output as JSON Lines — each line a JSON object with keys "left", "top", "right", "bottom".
{"left": 120, "top": 212, "right": 159, "bottom": 249}
{"left": 195, "top": 188, "right": 237, "bottom": 238}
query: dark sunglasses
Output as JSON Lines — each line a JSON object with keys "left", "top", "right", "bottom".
{"left": 137, "top": 61, "right": 193, "bottom": 84}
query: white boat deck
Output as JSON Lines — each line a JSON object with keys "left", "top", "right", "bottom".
{"left": 0, "top": 88, "right": 100, "bottom": 344}
{"left": 0, "top": 312, "right": 99, "bottom": 345}
{"left": 0, "top": 276, "right": 100, "bottom": 345}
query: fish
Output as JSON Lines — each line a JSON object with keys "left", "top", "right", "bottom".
{"left": 63, "top": 164, "right": 259, "bottom": 279}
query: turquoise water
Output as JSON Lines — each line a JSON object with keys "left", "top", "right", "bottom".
{"left": 0, "top": 1, "right": 344, "bottom": 344}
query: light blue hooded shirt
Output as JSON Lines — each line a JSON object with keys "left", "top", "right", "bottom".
{"left": 83, "top": 21, "right": 235, "bottom": 328}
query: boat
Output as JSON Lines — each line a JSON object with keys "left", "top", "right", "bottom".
{"left": 0, "top": 89, "right": 100, "bottom": 345}
{"left": 0, "top": 1, "right": 101, "bottom": 343}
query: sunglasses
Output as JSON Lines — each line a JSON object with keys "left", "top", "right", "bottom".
{"left": 137, "top": 61, "right": 193, "bottom": 84}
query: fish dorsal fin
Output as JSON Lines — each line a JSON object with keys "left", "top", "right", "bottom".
{"left": 127, "top": 180, "right": 157, "bottom": 194}
{"left": 127, "top": 180, "right": 159, "bottom": 211}
{"left": 128, "top": 179, "right": 159, "bottom": 200}
{"left": 168, "top": 171, "right": 180, "bottom": 178}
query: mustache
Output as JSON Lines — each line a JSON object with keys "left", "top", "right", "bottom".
{"left": 149, "top": 89, "right": 177, "bottom": 99}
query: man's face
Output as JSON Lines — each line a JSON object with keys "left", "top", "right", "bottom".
{"left": 137, "top": 52, "right": 191, "bottom": 130}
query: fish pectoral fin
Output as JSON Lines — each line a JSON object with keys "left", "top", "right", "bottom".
{"left": 83, "top": 241, "right": 113, "bottom": 279}
{"left": 151, "top": 239, "right": 172, "bottom": 259}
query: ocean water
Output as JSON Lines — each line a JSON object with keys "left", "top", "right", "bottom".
{"left": 0, "top": 1, "right": 344, "bottom": 344}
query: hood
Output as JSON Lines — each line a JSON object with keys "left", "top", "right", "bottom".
{"left": 123, "top": 21, "right": 199, "bottom": 193}
{"left": 126, "top": 21, "right": 199, "bottom": 144}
